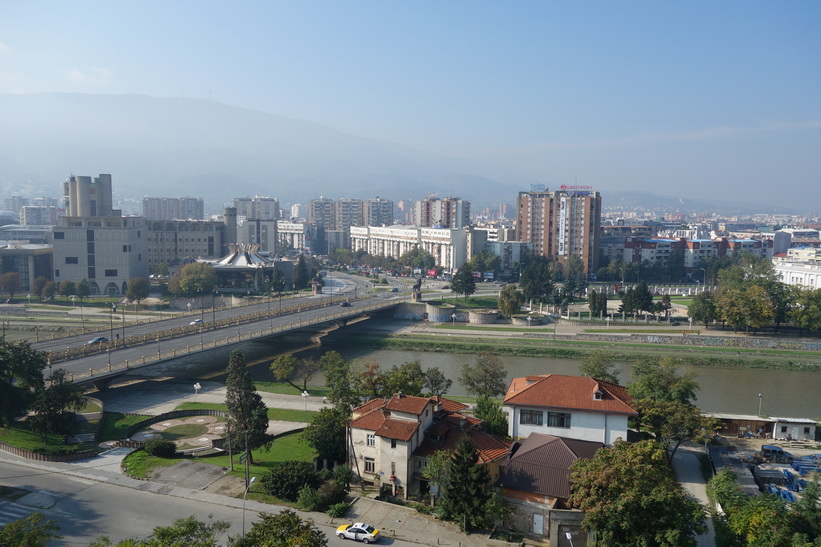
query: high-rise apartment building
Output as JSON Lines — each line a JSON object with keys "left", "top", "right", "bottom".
{"left": 20, "top": 206, "right": 59, "bottom": 225}
{"left": 290, "top": 203, "right": 306, "bottom": 220}
{"left": 234, "top": 196, "right": 280, "bottom": 221}
{"left": 334, "top": 198, "right": 364, "bottom": 230}
{"left": 142, "top": 197, "right": 204, "bottom": 220}
{"left": 309, "top": 197, "right": 336, "bottom": 229}
{"left": 364, "top": 196, "right": 394, "bottom": 226}
{"left": 515, "top": 187, "right": 601, "bottom": 273}
{"left": 4, "top": 196, "right": 29, "bottom": 214}
{"left": 414, "top": 196, "right": 470, "bottom": 229}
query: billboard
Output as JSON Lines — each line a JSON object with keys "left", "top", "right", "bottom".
{"left": 557, "top": 196, "right": 568, "bottom": 256}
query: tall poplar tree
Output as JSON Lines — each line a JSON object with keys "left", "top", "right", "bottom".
{"left": 225, "top": 350, "right": 269, "bottom": 465}
{"left": 440, "top": 437, "right": 493, "bottom": 531}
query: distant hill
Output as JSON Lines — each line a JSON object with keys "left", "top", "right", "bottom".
{"left": 603, "top": 191, "right": 800, "bottom": 216}
{"left": 0, "top": 93, "right": 531, "bottom": 211}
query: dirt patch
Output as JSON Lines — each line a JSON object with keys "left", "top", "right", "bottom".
{"left": 148, "top": 460, "right": 226, "bottom": 489}
{"left": 204, "top": 474, "right": 249, "bottom": 497}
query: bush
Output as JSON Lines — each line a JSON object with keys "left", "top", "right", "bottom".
{"left": 261, "top": 461, "right": 321, "bottom": 502}
{"left": 33, "top": 445, "right": 78, "bottom": 455}
{"left": 144, "top": 438, "right": 177, "bottom": 458}
{"left": 317, "top": 479, "right": 348, "bottom": 509}
{"left": 327, "top": 502, "right": 349, "bottom": 518}
{"left": 296, "top": 485, "right": 320, "bottom": 511}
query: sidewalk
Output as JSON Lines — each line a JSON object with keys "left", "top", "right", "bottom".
{"left": 671, "top": 444, "right": 716, "bottom": 547}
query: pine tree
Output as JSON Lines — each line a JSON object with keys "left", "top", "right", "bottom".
{"left": 225, "top": 350, "right": 269, "bottom": 465}
{"left": 440, "top": 436, "right": 493, "bottom": 531}
{"left": 293, "top": 255, "right": 309, "bottom": 290}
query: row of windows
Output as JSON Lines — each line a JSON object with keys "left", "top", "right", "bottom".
{"left": 366, "top": 434, "right": 399, "bottom": 448}
{"left": 520, "top": 409, "right": 572, "bottom": 428}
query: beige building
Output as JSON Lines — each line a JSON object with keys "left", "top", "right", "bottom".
{"left": 147, "top": 219, "right": 225, "bottom": 266}
{"left": 349, "top": 225, "right": 469, "bottom": 272}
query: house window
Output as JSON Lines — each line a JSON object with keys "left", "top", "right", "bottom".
{"left": 594, "top": 390, "right": 603, "bottom": 400}
{"left": 364, "top": 458, "right": 375, "bottom": 473}
{"left": 105, "top": 269, "right": 117, "bottom": 277}
{"left": 390, "top": 439, "right": 397, "bottom": 449}
{"left": 520, "top": 409, "right": 543, "bottom": 426}
{"left": 65, "top": 257, "right": 79, "bottom": 264}
{"left": 781, "top": 426, "right": 788, "bottom": 433}
{"left": 547, "top": 412, "right": 571, "bottom": 428}
{"left": 805, "top": 427, "right": 811, "bottom": 435}
{"left": 53, "top": 232, "right": 64, "bottom": 239}
{"left": 391, "top": 461, "right": 396, "bottom": 475}
{"left": 366, "top": 434, "right": 375, "bottom": 447}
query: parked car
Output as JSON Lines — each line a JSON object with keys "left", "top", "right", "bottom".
{"left": 336, "top": 523, "right": 380, "bottom": 543}
{"left": 340, "top": 301, "right": 351, "bottom": 307}
{"left": 189, "top": 319, "right": 204, "bottom": 325}
{"left": 87, "top": 336, "right": 108, "bottom": 344}
{"left": 389, "top": 287, "right": 399, "bottom": 292}
{"left": 761, "top": 444, "right": 794, "bottom": 463}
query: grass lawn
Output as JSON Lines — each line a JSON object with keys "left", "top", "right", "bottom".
{"left": 438, "top": 296, "right": 499, "bottom": 309}
{"left": 255, "top": 381, "right": 331, "bottom": 398}
{"left": 162, "top": 423, "right": 210, "bottom": 440}
{"left": 434, "top": 324, "right": 554, "bottom": 332}
{"left": 98, "top": 412, "right": 151, "bottom": 442}
{"left": 175, "top": 402, "right": 318, "bottom": 423}
{"left": 80, "top": 399, "right": 103, "bottom": 413}
{"left": 0, "top": 423, "right": 64, "bottom": 450}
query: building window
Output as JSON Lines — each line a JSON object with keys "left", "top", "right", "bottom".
{"left": 367, "top": 434, "right": 375, "bottom": 447}
{"left": 391, "top": 461, "right": 396, "bottom": 475}
{"left": 782, "top": 426, "right": 788, "bottom": 433}
{"left": 804, "top": 427, "right": 811, "bottom": 435}
{"left": 54, "top": 269, "right": 60, "bottom": 277}
{"left": 390, "top": 439, "right": 397, "bottom": 449}
{"left": 87, "top": 242, "right": 95, "bottom": 254}
{"left": 65, "top": 257, "right": 79, "bottom": 264}
{"left": 86, "top": 229, "right": 95, "bottom": 241}
{"left": 547, "top": 412, "right": 571, "bottom": 428}
{"left": 53, "top": 232, "right": 64, "bottom": 239}
{"left": 104, "top": 269, "right": 117, "bottom": 277}
{"left": 364, "top": 458, "right": 375, "bottom": 473}
{"left": 520, "top": 409, "right": 543, "bottom": 426}
{"left": 88, "top": 267, "right": 96, "bottom": 279}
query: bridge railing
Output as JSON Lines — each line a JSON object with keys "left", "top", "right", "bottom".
{"left": 65, "top": 298, "right": 395, "bottom": 382}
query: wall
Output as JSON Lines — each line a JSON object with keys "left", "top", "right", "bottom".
{"left": 510, "top": 406, "right": 629, "bottom": 444}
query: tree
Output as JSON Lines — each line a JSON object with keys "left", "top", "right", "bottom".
{"left": 628, "top": 357, "right": 699, "bottom": 404}
{"left": 587, "top": 289, "right": 608, "bottom": 318}
{"left": 562, "top": 255, "right": 588, "bottom": 298}
{"left": 569, "top": 439, "right": 707, "bottom": 546}
{"left": 579, "top": 350, "right": 620, "bottom": 384}
{"left": 423, "top": 367, "right": 452, "bottom": 397}
{"left": 76, "top": 278, "right": 90, "bottom": 303}
{"left": 271, "top": 268, "right": 286, "bottom": 293}
{"left": 688, "top": 291, "right": 717, "bottom": 328}
{"left": 31, "top": 277, "right": 47, "bottom": 301}
{"left": 440, "top": 437, "right": 495, "bottom": 531}
{"left": 354, "top": 360, "right": 387, "bottom": 400}
{"left": 0, "top": 272, "right": 21, "bottom": 301}
{"left": 225, "top": 350, "right": 269, "bottom": 465}
{"left": 126, "top": 277, "right": 150, "bottom": 305}
{"left": 497, "top": 284, "right": 523, "bottom": 318}
{"left": 459, "top": 353, "right": 507, "bottom": 399}
{"left": 90, "top": 514, "right": 231, "bottom": 547}
{"left": 177, "top": 263, "right": 217, "bottom": 296}
{"left": 293, "top": 255, "right": 309, "bottom": 290}
{"left": 58, "top": 280, "right": 76, "bottom": 299}
{"left": 422, "top": 449, "right": 452, "bottom": 502}
{"left": 474, "top": 396, "right": 508, "bottom": 437}
{"left": 231, "top": 509, "right": 327, "bottom": 547}
{"left": 261, "top": 461, "right": 321, "bottom": 501}
{"left": 519, "top": 258, "right": 554, "bottom": 303}
{"left": 744, "top": 284, "right": 775, "bottom": 333}
{"left": 319, "top": 351, "right": 358, "bottom": 410}
{"left": 28, "top": 368, "right": 86, "bottom": 443}
{"left": 715, "top": 287, "right": 746, "bottom": 332}
{"left": 42, "top": 281, "right": 57, "bottom": 302}
{"left": 451, "top": 266, "right": 476, "bottom": 301}
{"left": 384, "top": 359, "right": 425, "bottom": 397}
{"left": 0, "top": 340, "right": 48, "bottom": 427}
{"left": 632, "top": 399, "right": 714, "bottom": 465}
{"left": 398, "top": 246, "right": 435, "bottom": 271}
{"left": 0, "top": 512, "right": 61, "bottom": 547}
{"left": 301, "top": 405, "right": 348, "bottom": 463}
{"left": 151, "top": 263, "right": 170, "bottom": 277}
{"left": 790, "top": 287, "right": 821, "bottom": 335}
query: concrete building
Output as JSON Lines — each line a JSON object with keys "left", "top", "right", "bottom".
{"left": 20, "top": 206, "right": 59, "bottom": 226}
{"left": 414, "top": 196, "right": 470, "bottom": 229}
{"left": 4, "top": 196, "right": 29, "bottom": 213}
{"left": 773, "top": 247, "right": 821, "bottom": 290}
{"left": 237, "top": 219, "right": 278, "bottom": 254}
{"left": 0, "top": 225, "right": 54, "bottom": 244}
{"left": 147, "top": 219, "right": 225, "bottom": 266}
{"left": 350, "top": 225, "right": 469, "bottom": 272}
{"left": 142, "top": 197, "right": 204, "bottom": 220}
{"left": 277, "top": 220, "right": 312, "bottom": 251}
{"left": 364, "top": 197, "right": 394, "bottom": 226}
{"left": 234, "top": 196, "right": 280, "bottom": 221}
{"left": 52, "top": 174, "right": 149, "bottom": 295}
{"left": 289, "top": 203, "right": 305, "bottom": 220}
{"left": 0, "top": 243, "right": 53, "bottom": 291}
{"left": 516, "top": 188, "right": 602, "bottom": 273}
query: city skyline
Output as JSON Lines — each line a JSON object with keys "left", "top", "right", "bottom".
{"left": 1, "top": 2, "right": 819, "bottom": 209}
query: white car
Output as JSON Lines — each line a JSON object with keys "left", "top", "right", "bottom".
{"left": 189, "top": 319, "right": 204, "bottom": 325}
{"left": 336, "top": 522, "right": 380, "bottom": 543}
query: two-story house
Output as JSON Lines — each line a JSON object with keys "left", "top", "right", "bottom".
{"left": 348, "top": 393, "right": 508, "bottom": 498}
{"left": 504, "top": 374, "right": 637, "bottom": 444}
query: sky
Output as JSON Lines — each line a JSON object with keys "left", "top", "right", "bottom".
{"left": 1, "top": 1, "right": 820, "bottom": 210}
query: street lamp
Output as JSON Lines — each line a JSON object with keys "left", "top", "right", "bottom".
{"left": 26, "top": 294, "right": 31, "bottom": 308}
{"left": 193, "top": 382, "right": 201, "bottom": 403}
{"left": 606, "top": 316, "right": 610, "bottom": 329}
{"left": 242, "top": 476, "right": 257, "bottom": 537}
{"left": 451, "top": 312, "right": 456, "bottom": 326}
{"left": 566, "top": 531, "right": 575, "bottom": 547}
{"left": 187, "top": 302, "right": 192, "bottom": 315}
{"left": 688, "top": 317, "right": 693, "bottom": 331}
{"left": 758, "top": 393, "right": 764, "bottom": 417}
{"left": 302, "top": 390, "right": 309, "bottom": 411}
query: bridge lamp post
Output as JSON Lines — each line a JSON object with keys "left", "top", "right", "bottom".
{"left": 242, "top": 476, "right": 257, "bottom": 538}
{"left": 212, "top": 290, "right": 217, "bottom": 323}
{"left": 302, "top": 390, "right": 309, "bottom": 411}
{"left": 451, "top": 312, "right": 456, "bottom": 326}
{"left": 193, "top": 382, "right": 201, "bottom": 403}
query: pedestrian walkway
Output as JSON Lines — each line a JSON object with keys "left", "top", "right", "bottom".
{"left": 671, "top": 444, "right": 716, "bottom": 547}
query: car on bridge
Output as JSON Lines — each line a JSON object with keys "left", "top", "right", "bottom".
{"left": 189, "top": 319, "right": 204, "bottom": 325}
{"left": 87, "top": 336, "right": 108, "bottom": 344}
{"left": 340, "top": 301, "right": 351, "bottom": 307}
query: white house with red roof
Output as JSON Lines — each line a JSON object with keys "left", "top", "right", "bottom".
{"left": 503, "top": 374, "right": 637, "bottom": 445}
{"left": 347, "top": 393, "right": 508, "bottom": 498}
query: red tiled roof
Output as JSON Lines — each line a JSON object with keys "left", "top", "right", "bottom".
{"left": 504, "top": 374, "right": 636, "bottom": 416}
{"left": 386, "top": 393, "right": 431, "bottom": 415}
{"left": 497, "top": 433, "right": 603, "bottom": 499}
{"left": 352, "top": 398, "right": 387, "bottom": 417}
{"left": 376, "top": 418, "right": 419, "bottom": 441}
{"left": 349, "top": 409, "right": 387, "bottom": 432}
{"left": 414, "top": 422, "right": 508, "bottom": 464}
{"left": 432, "top": 396, "right": 469, "bottom": 413}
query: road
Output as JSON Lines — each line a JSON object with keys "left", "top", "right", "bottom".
{"left": 0, "top": 458, "right": 414, "bottom": 546}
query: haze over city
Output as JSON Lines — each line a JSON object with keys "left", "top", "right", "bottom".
{"left": 1, "top": 1, "right": 820, "bottom": 210}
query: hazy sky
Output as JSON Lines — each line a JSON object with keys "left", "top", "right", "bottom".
{"left": 1, "top": 1, "right": 819, "bottom": 208}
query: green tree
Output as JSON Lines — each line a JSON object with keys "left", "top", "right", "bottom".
{"left": 269, "top": 354, "right": 300, "bottom": 390}
{"left": 587, "top": 289, "right": 608, "bottom": 318}
{"left": 579, "top": 350, "right": 620, "bottom": 384}
{"left": 28, "top": 368, "right": 85, "bottom": 443}
{"left": 271, "top": 268, "right": 286, "bottom": 293}
{"left": 561, "top": 255, "right": 588, "bottom": 298}
{"left": 0, "top": 340, "right": 48, "bottom": 427}
{"left": 497, "top": 284, "right": 523, "bottom": 318}
{"left": 230, "top": 509, "right": 328, "bottom": 547}
{"left": 126, "top": 277, "right": 150, "bottom": 305}
{"left": 423, "top": 367, "right": 452, "bottom": 397}
{"left": 0, "top": 512, "right": 61, "bottom": 547}
{"left": 421, "top": 449, "right": 452, "bottom": 502}
{"left": 628, "top": 357, "right": 699, "bottom": 404}
{"left": 632, "top": 399, "right": 714, "bottom": 466}
{"left": 440, "top": 436, "right": 495, "bottom": 531}
{"left": 151, "top": 263, "right": 170, "bottom": 277}
{"left": 790, "top": 287, "right": 821, "bottom": 335}
{"left": 90, "top": 514, "right": 231, "bottom": 547}
{"left": 474, "top": 396, "right": 508, "bottom": 437}
{"left": 293, "top": 255, "right": 309, "bottom": 290}
{"left": 76, "top": 278, "right": 90, "bottom": 303}
{"left": 177, "top": 262, "right": 217, "bottom": 296}
{"left": 42, "top": 281, "right": 58, "bottom": 301}
{"left": 519, "top": 258, "right": 554, "bottom": 303}
{"left": 225, "top": 350, "right": 269, "bottom": 465}
{"left": 398, "top": 246, "right": 435, "bottom": 271}
{"left": 301, "top": 405, "right": 348, "bottom": 463}
{"left": 451, "top": 266, "right": 476, "bottom": 301}
{"left": 384, "top": 359, "right": 425, "bottom": 396}
{"left": 58, "top": 280, "right": 76, "bottom": 299}
{"left": 354, "top": 360, "right": 387, "bottom": 400}
{"left": 570, "top": 439, "right": 707, "bottom": 546}
{"left": 466, "top": 249, "right": 501, "bottom": 278}
{"left": 261, "top": 461, "right": 321, "bottom": 501}
{"left": 319, "top": 351, "right": 358, "bottom": 410}
{"left": 744, "top": 284, "right": 775, "bottom": 333}
{"left": 459, "top": 353, "right": 507, "bottom": 398}
{"left": 31, "top": 276, "right": 48, "bottom": 301}
{"left": 688, "top": 291, "right": 717, "bottom": 328}
{"left": 0, "top": 272, "right": 21, "bottom": 301}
